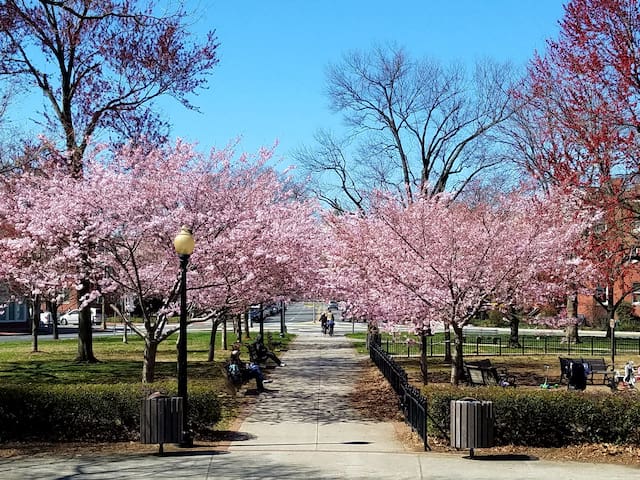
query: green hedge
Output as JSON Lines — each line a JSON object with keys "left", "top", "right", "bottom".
{"left": 0, "top": 383, "right": 222, "bottom": 442}
{"left": 425, "top": 385, "right": 640, "bottom": 447}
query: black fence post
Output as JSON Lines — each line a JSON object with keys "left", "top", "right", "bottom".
{"left": 368, "top": 341, "right": 429, "bottom": 450}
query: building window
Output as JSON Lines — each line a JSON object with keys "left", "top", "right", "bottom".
{"left": 632, "top": 283, "right": 640, "bottom": 305}
{"left": 595, "top": 286, "right": 607, "bottom": 303}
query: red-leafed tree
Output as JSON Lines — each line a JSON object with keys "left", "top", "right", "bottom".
{"left": 0, "top": 0, "right": 219, "bottom": 171}
{"left": 0, "top": 0, "right": 220, "bottom": 361}
{"left": 510, "top": 0, "right": 640, "bottom": 333}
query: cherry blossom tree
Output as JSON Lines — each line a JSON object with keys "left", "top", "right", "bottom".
{"left": 0, "top": 140, "right": 321, "bottom": 380}
{"left": 326, "top": 190, "right": 591, "bottom": 384}
{"left": 0, "top": 0, "right": 219, "bottom": 172}
{"left": 0, "top": 0, "right": 220, "bottom": 360}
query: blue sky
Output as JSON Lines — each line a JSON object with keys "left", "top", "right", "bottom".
{"left": 167, "top": 1, "right": 567, "bottom": 168}
{"left": 5, "top": 1, "right": 567, "bottom": 168}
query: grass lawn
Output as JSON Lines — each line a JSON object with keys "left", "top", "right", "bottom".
{"left": 0, "top": 330, "right": 294, "bottom": 386}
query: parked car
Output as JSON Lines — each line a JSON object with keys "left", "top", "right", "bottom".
{"left": 327, "top": 300, "right": 338, "bottom": 311}
{"left": 249, "top": 305, "right": 263, "bottom": 322}
{"left": 59, "top": 309, "right": 80, "bottom": 325}
{"left": 268, "top": 303, "right": 281, "bottom": 316}
{"left": 59, "top": 308, "right": 103, "bottom": 325}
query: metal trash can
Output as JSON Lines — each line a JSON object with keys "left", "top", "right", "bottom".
{"left": 450, "top": 397, "right": 494, "bottom": 457}
{"left": 140, "top": 394, "right": 183, "bottom": 454}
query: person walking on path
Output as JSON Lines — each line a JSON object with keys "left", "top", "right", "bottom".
{"left": 319, "top": 312, "right": 328, "bottom": 334}
{"left": 327, "top": 312, "right": 335, "bottom": 336}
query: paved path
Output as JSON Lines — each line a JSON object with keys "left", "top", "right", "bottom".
{"left": 1, "top": 320, "right": 640, "bottom": 479}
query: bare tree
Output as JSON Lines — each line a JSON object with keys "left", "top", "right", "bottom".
{"left": 294, "top": 130, "right": 365, "bottom": 213}
{"left": 297, "top": 44, "right": 516, "bottom": 210}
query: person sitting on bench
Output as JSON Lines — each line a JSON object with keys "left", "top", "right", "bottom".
{"left": 229, "top": 349, "right": 269, "bottom": 392}
{"left": 252, "top": 335, "right": 286, "bottom": 367}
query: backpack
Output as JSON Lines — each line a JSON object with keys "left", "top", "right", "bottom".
{"left": 227, "top": 363, "right": 242, "bottom": 385}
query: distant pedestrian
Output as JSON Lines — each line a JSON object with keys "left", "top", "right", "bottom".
{"left": 320, "top": 312, "right": 328, "bottom": 334}
{"left": 327, "top": 312, "right": 335, "bottom": 336}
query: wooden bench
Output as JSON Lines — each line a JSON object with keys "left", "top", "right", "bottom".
{"left": 463, "top": 359, "right": 516, "bottom": 387}
{"left": 583, "top": 357, "right": 613, "bottom": 385}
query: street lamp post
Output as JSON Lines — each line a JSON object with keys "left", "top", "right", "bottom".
{"left": 610, "top": 317, "right": 616, "bottom": 369}
{"left": 174, "top": 226, "right": 195, "bottom": 448}
{"left": 279, "top": 299, "right": 286, "bottom": 338}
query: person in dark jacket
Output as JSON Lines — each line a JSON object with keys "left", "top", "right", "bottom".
{"left": 252, "top": 335, "right": 286, "bottom": 367}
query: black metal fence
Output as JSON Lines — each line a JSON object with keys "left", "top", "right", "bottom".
{"left": 381, "top": 334, "right": 640, "bottom": 358}
{"left": 369, "top": 340, "right": 429, "bottom": 450}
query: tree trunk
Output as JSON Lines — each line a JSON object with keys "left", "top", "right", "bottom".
{"left": 604, "top": 286, "right": 615, "bottom": 339}
{"left": 76, "top": 282, "right": 97, "bottom": 362}
{"left": 259, "top": 303, "right": 264, "bottom": 338}
{"left": 31, "top": 295, "right": 40, "bottom": 352}
{"left": 101, "top": 298, "right": 107, "bottom": 330}
{"left": 208, "top": 320, "right": 219, "bottom": 362}
{"left": 420, "top": 333, "right": 428, "bottom": 385}
{"left": 142, "top": 338, "right": 159, "bottom": 383}
{"left": 443, "top": 323, "right": 452, "bottom": 363}
{"left": 237, "top": 313, "right": 242, "bottom": 342}
{"left": 48, "top": 300, "right": 59, "bottom": 340}
{"left": 564, "top": 292, "right": 581, "bottom": 344}
{"left": 450, "top": 324, "right": 464, "bottom": 385}
{"left": 508, "top": 308, "right": 521, "bottom": 348}
{"left": 222, "top": 315, "right": 227, "bottom": 350}
{"left": 243, "top": 312, "right": 250, "bottom": 339}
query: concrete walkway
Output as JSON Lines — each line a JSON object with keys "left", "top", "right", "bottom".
{"left": 1, "top": 321, "right": 640, "bottom": 479}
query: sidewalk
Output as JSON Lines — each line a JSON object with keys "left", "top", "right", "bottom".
{"left": 1, "top": 322, "right": 640, "bottom": 479}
